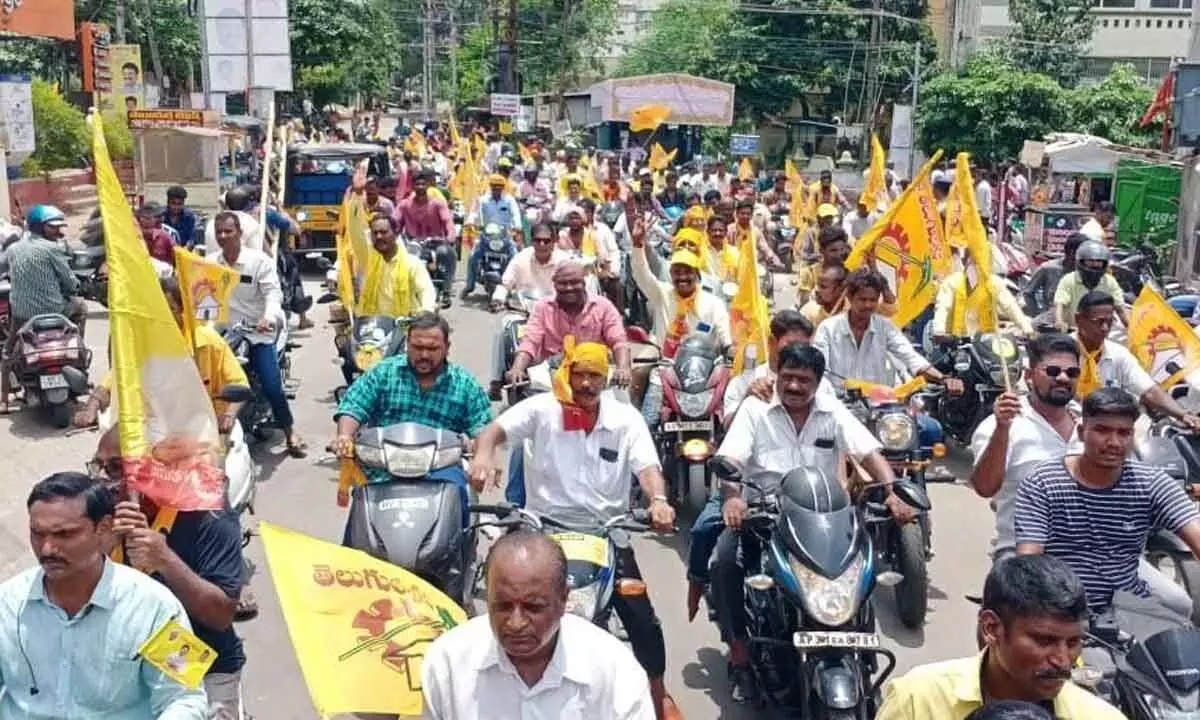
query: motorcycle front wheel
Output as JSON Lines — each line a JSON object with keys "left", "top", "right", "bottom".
{"left": 893, "top": 522, "right": 929, "bottom": 629}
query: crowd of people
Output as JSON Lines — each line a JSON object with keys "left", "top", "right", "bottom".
{"left": 0, "top": 115, "right": 1196, "bottom": 720}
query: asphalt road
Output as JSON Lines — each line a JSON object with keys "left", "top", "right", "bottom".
{"left": 0, "top": 273, "right": 998, "bottom": 719}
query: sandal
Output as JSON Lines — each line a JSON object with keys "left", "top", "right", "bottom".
{"left": 285, "top": 434, "right": 308, "bottom": 458}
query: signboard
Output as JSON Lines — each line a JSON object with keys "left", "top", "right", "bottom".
{"left": 516, "top": 105, "right": 534, "bottom": 133}
{"left": 80, "top": 22, "right": 112, "bottom": 95}
{"left": 0, "top": 0, "right": 74, "bottom": 40}
{"left": 127, "top": 109, "right": 208, "bottom": 130}
{"left": 0, "top": 75, "right": 35, "bottom": 165}
{"left": 1020, "top": 140, "right": 1046, "bottom": 169}
{"left": 490, "top": 93, "right": 521, "bottom": 117}
{"left": 591, "top": 74, "right": 735, "bottom": 127}
{"left": 204, "top": 0, "right": 293, "bottom": 93}
{"left": 101, "top": 44, "right": 144, "bottom": 115}
{"left": 729, "top": 134, "right": 759, "bottom": 156}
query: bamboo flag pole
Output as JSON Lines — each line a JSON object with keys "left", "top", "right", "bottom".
{"left": 258, "top": 101, "right": 276, "bottom": 255}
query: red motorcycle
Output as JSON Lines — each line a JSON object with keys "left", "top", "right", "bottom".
{"left": 11, "top": 314, "right": 91, "bottom": 427}
{"left": 654, "top": 333, "right": 730, "bottom": 505}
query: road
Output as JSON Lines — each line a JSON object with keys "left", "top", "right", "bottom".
{"left": 0, "top": 273, "right": 998, "bottom": 719}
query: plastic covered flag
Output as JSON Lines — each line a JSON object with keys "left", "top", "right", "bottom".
{"left": 1130, "top": 286, "right": 1200, "bottom": 389}
{"left": 139, "top": 618, "right": 216, "bottom": 689}
{"left": 94, "top": 114, "right": 225, "bottom": 510}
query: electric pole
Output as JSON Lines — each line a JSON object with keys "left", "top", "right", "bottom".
{"left": 449, "top": 1, "right": 459, "bottom": 106}
{"left": 494, "top": 0, "right": 518, "bottom": 94}
{"left": 115, "top": 0, "right": 127, "bottom": 42}
{"left": 422, "top": 0, "right": 435, "bottom": 119}
{"left": 908, "top": 41, "right": 921, "bottom": 178}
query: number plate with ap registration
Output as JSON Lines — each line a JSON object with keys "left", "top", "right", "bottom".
{"left": 793, "top": 631, "right": 880, "bottom": 649}
{"left": 662, "top": 419, "right": 713, "bottom": 432}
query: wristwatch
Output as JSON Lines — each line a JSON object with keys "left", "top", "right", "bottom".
{"left": 651, "top": 494, "right": 669, "bottom": 504}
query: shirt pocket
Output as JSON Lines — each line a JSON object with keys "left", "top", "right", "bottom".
{"left": 76, "top": 653, "right": 143, "bottom": 713}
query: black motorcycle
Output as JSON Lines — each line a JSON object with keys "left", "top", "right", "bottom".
{"left": 337, "top": 315, "right": 408, "bottom": 387}
{"left": 1082, "top": 621, "right": 1200, "bottom": 719}
{"left": 708, "top": 457, "right": 930, "bottom": 715}
{"left": 414, "top": 236, "right": 453, "bottom": 308}
{"left": 1137, "top": 419, "right": 1200, "bottom": 625}
{"left": 931, "top": 331, "right": 1023, "bottom": 445}
{"left": 221, "top": 322, "right": 292, "bottom": 442}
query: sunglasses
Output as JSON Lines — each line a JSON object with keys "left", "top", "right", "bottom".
{"left": 1042, "top": 365, "right": 1082, "bottom": 379}
{"left": 532, "top": 237, "right": 555, "bottom": 245}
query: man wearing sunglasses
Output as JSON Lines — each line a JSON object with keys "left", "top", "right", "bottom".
{"left": 969, "top": 334, "right": 1084, "bottom": 562}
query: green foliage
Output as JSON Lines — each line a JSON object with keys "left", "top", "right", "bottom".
{"left": 102, "top": 111, "right": 135, "bottom": 160}
{"left": 919, "top": 54, "right": 1162, "bottom": 162}
{"left": 75, "top": 0, "right": 200, "bottom": 89}
{"left": 20, "top": 157, "right": 44, "bottom": 178}
{"left": 918, "top": 52, "right": 1070, "bottom": 163}
{"left": 1007, "top": 0, "right": 1095, "bottom": 87}
{"left": 291, "top": 0, "right": 401, "bottom": 106}
{"left": 30, "top": 80, "right": 89, "bottom": 172}
{"left": 1066, "top": 64, "right": 1158, "bottom": 147}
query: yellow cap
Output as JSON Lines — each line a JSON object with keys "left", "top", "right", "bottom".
{"left": 817, "top": 203, "right": 838, "bottom": 218}
{"left": 488, "top": 173, "right": 507, "bottom": 187}
{"left": 669, "top": 249, "right": 703, "bottom": 270}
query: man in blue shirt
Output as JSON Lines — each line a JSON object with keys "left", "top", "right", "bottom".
{"left": 0, "top": 472, "right": 206, "bottom": 718}
{"left": 164, "top": 185, "right": 198, "bottom": 248}
{"left": 460, "top": 174, "right": 521, "bottom": 301}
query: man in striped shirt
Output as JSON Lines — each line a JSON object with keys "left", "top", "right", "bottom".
{"left": 1014, "top": 387, "right": 1200, "bottom": 615}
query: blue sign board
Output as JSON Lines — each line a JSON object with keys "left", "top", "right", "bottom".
{"left": 729, "top": 134, "right": 759, "bottom": 156}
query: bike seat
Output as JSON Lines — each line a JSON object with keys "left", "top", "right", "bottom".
{"left": 25, "top": 315, "right": 72, "bottom": 333}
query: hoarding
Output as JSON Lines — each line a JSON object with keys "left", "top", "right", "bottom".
{"left": 0, "top": 0, "right": 75, "bottom": 40}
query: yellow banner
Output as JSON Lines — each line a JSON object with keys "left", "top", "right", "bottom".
{"left": 1130, "top": 286, "right": 1200, "bottom": 389}
{"left": 138, "top": 618, "right": 215, "bottom": 689}
{"left": 861, "top": 134, "right": 888, "bottom": 212}
{"left": 259, "top": 522, "right": 467, "bottom": 717}
{"left": 847, "top": 151, "right": 950, "bottom": 328}
{"left": 95, "top": 114, "right": 225, "bottom": 510}
{"left": 649, "top": 143, "right": 676, "bottom": 172}
{"left": 738, "top": 157, "right": 755, "bottom": 181}
{"left": 948, "top": 152, "right": 996, "bottom": 333}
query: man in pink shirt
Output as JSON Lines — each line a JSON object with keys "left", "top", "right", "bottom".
{"left": 394, "top": 170, "right": 458, "bottom": 308}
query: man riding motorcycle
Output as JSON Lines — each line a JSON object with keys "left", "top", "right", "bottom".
{"left": 0, "top": 204, "right": 88, "bottom": 414}
{"left": 461, "top": 175, "right": 521, "bottom": 301}
{"left": 930, "top": 252, "right": 1035, "bottom": 344}
{"left": 470, "top": 340, "right": 683, "bottom": 720}
{"left": 393, "top": 170, "right": 458, "bottom": 309}
{"left": 1052, "top": 240, "right": 1130, "bottom": 331}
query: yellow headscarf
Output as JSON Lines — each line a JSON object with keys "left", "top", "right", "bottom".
{"left": 683, "top": 205, "right": 710, "bottom": 231}
{"left": 552, "top": 336, "right": 610, "bottom": 405}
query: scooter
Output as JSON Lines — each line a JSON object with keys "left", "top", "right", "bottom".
{"left": 654, "top": 334, "right": 730, "bottom": 506}
{"left": 707, "top": 457, "right": 930, "bottom": 714}
{"left": 470, "top": 505, "right": 650, "bottom": 628}
{"left": 772, "top": 212, "right": 797, "bottom": 273}
{"left": 344, "top": 422, "right": 476, "bottom": 606}
{"left": 338, "top": 315, "right": 409, "bottom": 388}
{"left": 220, "top": 322, "right": 291, "bottom": 442}
{"left": 10, "top": 314, "right": 91, "bottom": 427}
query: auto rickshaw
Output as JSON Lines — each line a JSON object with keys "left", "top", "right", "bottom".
{"left": 285, "top": 142, "right": 390, "bottom": 256}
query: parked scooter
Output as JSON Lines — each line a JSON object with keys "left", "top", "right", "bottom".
{"left": 10, "top": 314, "right": 91, "bottom": 427}
{"left": 343, "top": 422, "right": 476, "bottom": 606}
{"left": 707, "top": 457, "right": 930, "bottom": 714}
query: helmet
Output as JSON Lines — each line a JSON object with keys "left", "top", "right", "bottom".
{"left": 27, "top": 204, "right": 66, "bottom": 229}
{"left": 1075, "top": 240, "right": 1110, "bottom": 264}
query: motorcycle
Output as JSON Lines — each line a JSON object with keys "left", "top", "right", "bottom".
{"left": 220, "top": 322, "right": 291, "bottom": 442}
{"left": 1136, "top": 419, "right": 1200, "bottom": 625}
{"left": 415, "top": 236, "right": 453, "bottom": 308}
{"left": 842, "top": 377, "right": 946, "bottom": 629}
{"left": 1080, "top": 621, "right": 1200, "bottom": 719}
{"left": 344, "top": 421, "right": 476, "bottom": 606}
{"left": 496, "top": 289, "right": 546, "bottom": 387}
{"left": 1112, "top": 241, "right": 1184, "bottom": 302}
{"left": 772, "top": 213, "right": 798, "bottom": 273}
{"left": 478, "top": 223, "right": 515, "bottom": 303}
{"left": 10, "top": 314, "right": 91, "bottom": 427}
{"left": 470, "top": 505, "right": 650, "bottom": 630}
{"left": 654, "top": 334, "right": 730, "bottom": 506}
{"left": 70, "top": 244, "right": 109, "bottom": 306}
{"left": 930, "top": 331, "right": 1023, "bottom": 444}
{"left": 339, "top": 315, "right": 409, "bottom": 388}
{"left": 707, "top": 456, "right": 930, "bottom": 714}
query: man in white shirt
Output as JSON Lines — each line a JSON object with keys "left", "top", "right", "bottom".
{"left": 1072, "top": 290, "right": 1200, "bottom": 428}
{"left": 469, "top": 341, "right": 682, "bottom": 720}
{"left": 207, "top": 211, "right": 305, "bottom": 456}
{"left": 842, "top": 199, "right": 878, "bottom": 242}
{"left": 970, "top": 334, "right": 1083, "bottom": 559}
{"left": 1078, "top": 201, "right": 1113, "bottom": 244}
{"left": 976, "top": 171, "right": 994, "bottom": 225}
{"left": 710, "top": 343, "right": 912, "bottom": 702}
{"left": 552, "top": 177, "right": 586, "bottom": 225}
{"left": 203, "top": 187, "right": 264, "bottom": 255}
{"left": 422, "top": 532, "right": 654, "bottom": 720}
{"left": 629, "top": 215, "right": 731, "bottom": 428}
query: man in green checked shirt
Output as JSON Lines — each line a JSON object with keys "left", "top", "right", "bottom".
{"left": 332, "top": 312, "right": 493, "bottom": 513}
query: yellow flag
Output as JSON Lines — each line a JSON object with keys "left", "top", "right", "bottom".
{"left": 949, "top": 152, "right": 996, "bottom": 332}
{"left": 738, "top": 157, "right": 755, "bottom": 182}
{"left": 729, "top": 228, "right": 770, "bottom": 374}
{"left": 94, "top": 114, "right": 225, "bottom": 510}
{"left": 259, "top": 522, "right": 467, "bottom": 717}
{"left": 629, "top": 103, "right": 671, "bottom": 132}
{"left": 173, "top": 248, "right": 240, "bottom": 348}
{"left": 404, "top": 128, "right": 427, "bottom": 157}
{"left": 861, "top": 134, "right": 888, "bottom": 212}
{"left": 518, "top": 142, "right": 534, "bottom": 167}
{"left": 846, "top": 151, "right": 951, "bottom": 328}
{"left": 447, "top": 114, "right": 462, "bottom": 149}
{"left": 785, "top": 158, "right": 803, "bottom": 191}
{"left": 649, "top": 143, "right": 677, "bottom": 172}
{"left": 1130, "top": 286, "right": 1200, "bottom": 389}
{"left": 139, "top": 618, "right": 216, "bottom": 689}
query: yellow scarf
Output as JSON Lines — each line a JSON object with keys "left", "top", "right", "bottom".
{"left": 713, "top": 242, "right": 738, "bottom": 281}
{"left": 664, "top": 290, "right": 698, "bottom": 359}
{"left": 1077, "top": 341, "right": 1104, "bottom": 399}
{"left": 358, "top": 248, "right": 412, "bottom": 316}
{"left": 950, "top": 274, "right": 971, "bottom": 337}
{"left": 569, "top": 228, "right": 596, "bottom": 257}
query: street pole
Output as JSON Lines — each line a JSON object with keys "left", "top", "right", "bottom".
{"left": 115, "top": 0, "right": 126, "bottom": 43}
{"left": 907, "top": 41, "right": 921, "bottom": 178}
{"left": 197, "top": 0, "right": 210, "bottom": 109}
{"left": 422, "top": 0, "right": 434, "bottom": 119}
{"left": 1189, "top": 0, "right": 1200, "bottom": 60}
{"left": 449, "top": 1, "right": 459, "bottom": 106}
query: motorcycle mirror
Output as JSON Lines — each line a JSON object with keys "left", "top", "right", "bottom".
{"left": 892, "top": 479, "right": 931, "bottom": 512}
{"left": 216, "top": 384, "right": 254, "bottom": 404}
{"left": 314, "top": 256, "right": 332, "bottom": 271}
{"left": 316, "top": 292, "right": 338, "bottom": 304}
{"left": 708, "top": 456, "right": 742, "bottom": 482}
{"left": 61, "top": 366, "right": 89, "bottom": 395}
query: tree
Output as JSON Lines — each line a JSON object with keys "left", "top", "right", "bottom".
{"left": 290, "top": 0, "right": 401, "bottom": 107}
{"left": 29, "top": 80, "right": 89, "bottom": 173}
{"left": 1067, "top": 63, "right": 1159, "bottom": 147}
{"left": 918, "top": 51, "right": 1069, "bottom": 163}
{"left": 74, "top": 0, "right": 200, "bottom": 91}
{"left": 1007, "top": 0, "right": 1095, "bottom": 87}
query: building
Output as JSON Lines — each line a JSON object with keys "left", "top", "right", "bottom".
{"left": 604, "top": 0, "right": 667, "bottom": 64}
{"left": 939, "top": 0, "right": 1192, "bottom": 81}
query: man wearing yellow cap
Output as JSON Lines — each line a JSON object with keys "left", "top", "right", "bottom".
{"left": 470, "top": 338, "right": 683, "bottom": 720}
{"left": 461, "top": 174, "right": 522, "bottom": 301}
{"left": 631, "top": 213, "right": 732, "bottom": 428}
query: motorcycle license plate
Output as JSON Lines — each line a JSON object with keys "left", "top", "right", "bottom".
{"left": 39, "top": 374, "right": 68, "bottom": 390}
{"left": 550, "top": 532, "right": 609, "bottom": 567}
{"left": 662, "top": 419, "right": 713, "bottom": 432}
{"left": 793, "top": 631, "right": 880, "bottom": 650}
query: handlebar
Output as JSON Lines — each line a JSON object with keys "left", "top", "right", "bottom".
{"left": 468, "top": 503, "right": 652, "bottom": 533}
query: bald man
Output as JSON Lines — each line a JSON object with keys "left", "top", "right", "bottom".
{"left": 422, "top": 533, "right": 655, "bottom": 719}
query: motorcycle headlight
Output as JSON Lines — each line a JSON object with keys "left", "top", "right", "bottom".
{"left": 296, "top": 210, "right": 310, "bottom": 222}
{"left": 1142, "top": 695, "right": 1200, "bottom": 719}
{"left": 355, "top": 346, "right": 383, "bottom": 371}
{"left": 488, "top": 239, "right": 505, "bottom": 251}
{"left": 782, "top": 227, "right": 798, "bottom": 239}
{"left": 355, "top": 443, "right": 386, "bottom": 469}
{"left": 383, "top": 443, "right": 436, "bottom": 477}
{"left": 877, "top": 413, "right": 916, "bottom": 451}
{"left": 676, "top": 389, "right": 713, "bottom": 418}
{"left": 564, "top": 583, "right": 600, "bottom": 619}
{"left": 789, "top": 552, "right": 864, "bottom": 626}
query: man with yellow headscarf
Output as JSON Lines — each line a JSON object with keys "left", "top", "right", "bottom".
{"left": 470, "top": 337, "right": 684, "bottom": 720}
{"left": 631, "top": 213, "right": 732, "bottom": 428}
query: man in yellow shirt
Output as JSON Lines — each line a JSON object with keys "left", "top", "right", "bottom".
{"left": 877, "top": 554, "right": 1124, "bottom": 720}
{"left": 931, "top": 259, "right": 1034, "bottom": 342}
